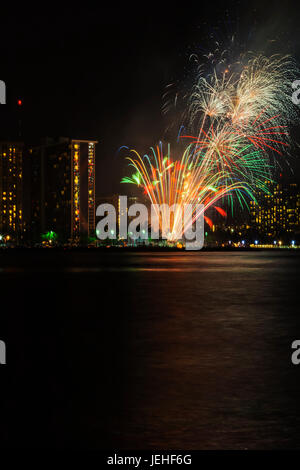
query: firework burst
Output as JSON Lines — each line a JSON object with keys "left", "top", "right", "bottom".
{"left": 121, "top": 143, "right": 256, "bottom": 240}
{"left": 121, "top": 52, "right": 298, "bottom": 241}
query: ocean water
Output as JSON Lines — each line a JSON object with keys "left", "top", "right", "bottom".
{"left": 1, "top": 250, "right": 300, "bottom": 449}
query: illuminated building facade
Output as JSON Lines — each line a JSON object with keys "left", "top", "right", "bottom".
{"left": 71, "top": 140, "right": 97, "bottom": 240}
{"left": 250, "top": 181, "right": 300, "bottom": 237}
{"left": 0, "top": 142, "right": 23, "bottom": 236}
{"left": 30, "top": 138, "right": 97, "bottom": 243}
{"left": 88, "top": 142, "right": 96, "bottom": 237}
{"left": 71, "top": 141, "right": 80, "bottom": 238}
{"left": 30, "top": 137, "right": 71, "bottom": 242}
{"left": 202, "top": 182, "right": 300, "bottom": 246}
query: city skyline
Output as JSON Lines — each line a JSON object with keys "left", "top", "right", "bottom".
{"left": 1, "top": 135, "right": 300, "bottom": 247}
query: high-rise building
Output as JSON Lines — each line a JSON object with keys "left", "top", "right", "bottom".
{"left": 250, "top": 180, "right": 300, "bottom": 237}
{"left": 30, "top": 137, "right": 71, "bottom": 242}
{"left": 71, "top": 140, "right": 97, "bottom": 241}
{"left": 0, "top": 141, "right": 23, "bottom": 238}
{"left": 30, "top": 137, "right": 98, "bottom": 243}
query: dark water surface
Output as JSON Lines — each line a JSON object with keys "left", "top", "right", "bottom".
{"left": 1, "top": 250, "right": 300, "bottom": 449}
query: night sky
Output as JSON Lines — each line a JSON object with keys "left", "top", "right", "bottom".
{"left": 1, "top": 1, "right": 300, "bottom": 194}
